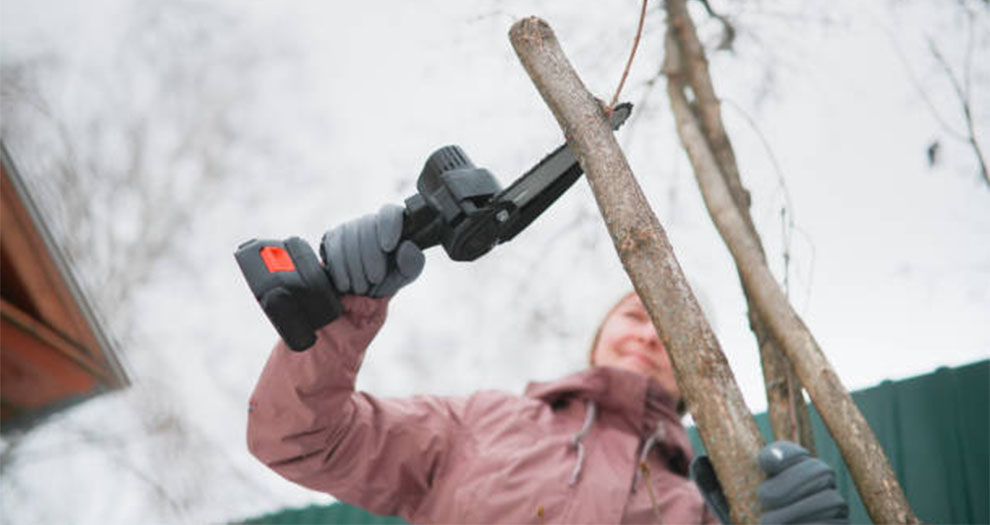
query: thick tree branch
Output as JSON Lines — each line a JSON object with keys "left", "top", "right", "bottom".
{"left": 665, "top": 0, "right": 749, "bottom": 213}
{"left": 664, "top": 0, "right": 816, "bottom": 452}
{"left": 664, "top": 33, "right": 919, "bottom": 524}
{"left": 510, "top": 16, "right": 764, "bottom": 523}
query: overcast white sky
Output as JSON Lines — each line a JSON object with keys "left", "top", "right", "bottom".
{"left": 1, "top": 0, "right": 988, "bottom": 523}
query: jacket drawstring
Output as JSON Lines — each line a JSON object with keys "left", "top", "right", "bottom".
{"left": 569, "top": 399, "right": 598, "bottom": 486}
{"left": 632, "top": 421, "right": 666, "bottom": 491}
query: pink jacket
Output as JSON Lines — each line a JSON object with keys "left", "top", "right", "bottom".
{"left": 248, "top": 296, "right": 718, "bottom": 524}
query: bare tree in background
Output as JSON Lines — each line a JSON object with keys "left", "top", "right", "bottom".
{"left": 2, "top": 2, "right": 284, "bottom": 323}
{"left": 907, "top": 3, "right": 988, "bottom": 186}
{"left": 1, "top": 1, "right": 288, "bottom": 520}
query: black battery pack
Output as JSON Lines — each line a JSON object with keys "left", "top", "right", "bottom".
{"left": 235, "top": 237, "right": 343, "bottom": 351}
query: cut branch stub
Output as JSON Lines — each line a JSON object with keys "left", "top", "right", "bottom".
{"left": 509, "top": 16, "right": 765, "bottom": 523}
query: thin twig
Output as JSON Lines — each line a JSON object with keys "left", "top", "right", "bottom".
{"left": 780, "top": 208, "right": 791, "bottom": 296}
{"left": 721, "top": 98, "right": 799, "bottom": 296}
{"left": 963, "top": 11, "right": 974, "bottom": 102}
{"left": 608, "top": 0, "right": 648, "bottom": 112}
{"left": 881, "top": 25, "right": 968, "bottom": 141}
{"left": 696, "top": 0, "right": 736, "bottom": 51}
{"left": 929, "top": 38, "right": 989, "bottom": 187}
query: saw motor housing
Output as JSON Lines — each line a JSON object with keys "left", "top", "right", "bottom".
{"left": 402, "top": 145, "right": 506, "bottom": 261}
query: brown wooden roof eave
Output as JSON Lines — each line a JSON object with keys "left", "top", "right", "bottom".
{"left": 1, "top": 141, "right": 129, "bottom": 431}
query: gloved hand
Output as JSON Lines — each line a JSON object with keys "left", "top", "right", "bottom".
{"left": 757, "top": 441, "right": 849, "bottom": 524}
{"left": 690, "top": 441, "right": 849, "bottom": 524}
{"left": 320, "top": 204, "right": 425, "bottom": 297}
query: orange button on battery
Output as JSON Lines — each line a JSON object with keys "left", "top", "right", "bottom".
{"left": 260, "top": 246, "right": 296, "bottom": 273}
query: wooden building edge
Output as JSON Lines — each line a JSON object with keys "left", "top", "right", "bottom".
{"left": 1, "top": 141, "right": 129, "bottom": 433}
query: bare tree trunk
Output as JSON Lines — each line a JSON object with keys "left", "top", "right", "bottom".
{"left": 510, "top": 17, "right": 765, "bottom": 523}
{"left": 662, "top": 0, "right": 816, "bottom": 453}
{"left": 661, "top": 8, "right": 918, "bottom": 521}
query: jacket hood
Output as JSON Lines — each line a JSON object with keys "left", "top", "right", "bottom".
{"left": 525, "top": 366, "right": 694, "bottom": 476}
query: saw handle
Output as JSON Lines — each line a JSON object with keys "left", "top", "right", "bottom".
{"left": 401, "top": 194, "right": 445, "bottom": 250}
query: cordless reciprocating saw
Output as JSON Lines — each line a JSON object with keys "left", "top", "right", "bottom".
{"left": 235, "top": 103, "right": 632, "bottom": 351}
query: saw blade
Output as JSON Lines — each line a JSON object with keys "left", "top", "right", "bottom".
{"left": 493, "top": 102, "right": 633, "bottom": 242}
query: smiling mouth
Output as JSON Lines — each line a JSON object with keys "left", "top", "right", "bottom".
{"left": 626, "top": 352, "right": 658, "bottom": 370}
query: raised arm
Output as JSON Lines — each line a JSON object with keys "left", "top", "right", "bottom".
{"left": 247, "top": 204, "right": 458, "bottom": 517}
{"left": 249, "top": 295, "right": 467, "bottom": 517}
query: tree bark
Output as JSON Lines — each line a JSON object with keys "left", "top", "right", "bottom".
{"left": 510, "top": 17, "right": 765, "bottom": 523}
{"left": 751, "top": 308, "right": 817, "bottom": 451}
{"left": 662, "top": 16, "right": 918, "bottom": 522}
{"left": 662, "top": 0, "right": 816, "bottom": 453}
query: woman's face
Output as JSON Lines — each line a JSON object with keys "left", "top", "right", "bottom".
{"left": 592, "top": 294, "right": 681, "bottom": 400}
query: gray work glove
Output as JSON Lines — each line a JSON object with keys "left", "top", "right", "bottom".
{"left": 321, "top": 204, "right": 425, "bottom": 297}
{"left": 690, "top": 441, "right": 849, "bottom": 524}
{"left": 757, "top": 441, "right": 849, "bottom": 524}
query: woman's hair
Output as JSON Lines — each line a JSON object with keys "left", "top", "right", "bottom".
{"left": 588, "top": 291, "right": 637, "bottom": 365}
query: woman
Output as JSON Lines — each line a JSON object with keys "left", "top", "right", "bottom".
{"left": 247, "top": 206, "right": 847, "bottom": 524}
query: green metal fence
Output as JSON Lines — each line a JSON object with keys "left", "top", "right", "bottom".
{"left": 688, "top": 359, "right": 989, "bottom": 524}
{"left": 243, "top": 359, "right": 989, "bottom": 524}
{"left": 242, "top": 502, "right": 405, "bottom": 525}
